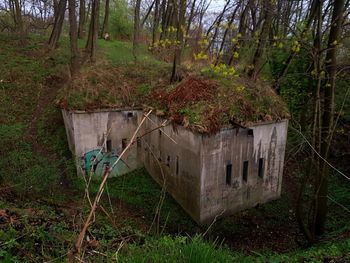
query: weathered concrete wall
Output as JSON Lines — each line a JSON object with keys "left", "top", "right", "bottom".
{"left": 61, "top": 109, "right": 143, "bottom": 176}
{"left": 62, "top": 109, "right": 288, "bottom": 225}
{"left": 139, "top": 114, "right": 202, "bottom": 222}
{"left": 199, "top": 120, "right": 288, "bottom": 224}
{"left": 62, "top": 109, "right": 75, "bottom": 153}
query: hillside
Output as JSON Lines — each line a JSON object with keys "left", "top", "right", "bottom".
{"left": 0, "top": 34, "right": 349, "bottom": 262}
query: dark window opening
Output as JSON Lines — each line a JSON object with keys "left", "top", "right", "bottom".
{"left": 127, "top": 112, "right": 133, "bottom": 118}
{"left": 106, "top": 140, "right": 112, "bottom": 152}
{"left": 226, "top": 164, "right": 232, "bottom": 185}
{"left": 159, "top": 130, "right": 162, "bottom": 136}
{"left": 176, "top": 156, "right": 179, "bottom": 175}
{"left": 136, "top": 137, "right": 141, "bottom": 148}
{"left": 243, "top": 161, "right": 248, "bottom": 182}
{"left": 258, "top": 158, "right": 264, "bottom": 178}
{"left": 248, "top": 129, "right": 254, "bottom": 136}
{"left": 166, "top": 155, "right": 170, "bottom": 167}
{"left": 122, "top": 138, "right": 127, "bottom": 150}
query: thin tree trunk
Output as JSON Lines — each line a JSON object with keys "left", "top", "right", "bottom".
{"left": 133, "top": 0, "right": 142, "bottom": 61}
{"left": 170, "top": 0, "right": 186, "bottom": 82}
{"left": 13, "top": 0, "right": 24, "bottom": 36}
{"left": 48, "top": 0, "right": 67, "bottom": 50}
{"left": 160, "top": 0, "right": 173, "bottom": 41}
{"left": 272, "top": 0, "right": 319, "bottom": 94}
{"left": 159, "top": 0, "right": 167, "bottom": 40}
{"left": 68, "top": 0, "right": 79, "bottom": 76}
{"left": 315, "top": 0, "right": 345, "bottom": 236}
{"left": 152, "top": 0, "right": 160, "bottom": 44}
{"left": 227, "top": 0, "right": 250, "bottom": 66}
{"left": 205, "top": 0, "right": 231, "bottom": 52}
{"left": 215, "top": 2, "right": 240, "bottom": 65}
{"left": 247, "top": 0, "right": 274, "bottom": 80}
{"left": 86, "top": 0, "right": 100, "bottom": 62}
{"left": 100, "top": 0, "right": 110, "bottom": 38}
{"left": 184, "top": 0, "right": 196, "bottom": 45}
{"left": 78, "top": 0, "right": 86, "bottom": 38}
{"left": 53, "top": 0, "right": 59, "bottom": 17}
{"left": 141, "top": 0, "right": 155, "bottom": 27}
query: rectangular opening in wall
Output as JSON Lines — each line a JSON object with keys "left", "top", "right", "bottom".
{"left": 106, "top": 140, "right": 112, "bottom": 152}
{"left": 159, "top": 130, "right": 162, "bottom": 136}
{"left": 258, "top": 158, "right": 264, "bottom": 178}
{"left": 226, "top": 164, "right": 232, "bottom": 185}
{"left": 243, "top": 161, "right": 248, "bottom": 182}
{"left": 166, "top": 155, "right": 170, "bottom": 167}
{"left": 248, "top": 129, "right": 254, "bottom": 136}
{"left": 176, "top": 156, "right": 179, "bottom": 175}
{"left": 122, "top": 138, "right": 127, "bottom": 150}
{"left": 136, "top": 137, "right": 141, "bottom": 148}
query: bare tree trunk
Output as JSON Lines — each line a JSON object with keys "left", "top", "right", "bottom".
{"left": 141, "top": 0, "right": 155, "bottom": 27}
{"left": 86, "top": 0, "right": 100, "bottom": 62}
{"left": 160, "top": 0, "right": 173, "bottom": 41}
{"left": 315, "top": 0, "right": 345, "bottom": 236}
{"left": 133, "top": 0, "right": 141, "bottom": 61}
{"left": 152, "top": 0, "right": 160, "bottom": 44}
{"left": 47, "top": 0, "right": 67, "bottom": 50}
{"left": 183, "top": 0, "right": 196, "bottom": 45}
{"left": 215, "top": 2, "right": 240, "bottom": 65}
{"left": 100, "top": 0, "right": 110, "bottom": 38}
{"left": 273, "top": 0, "right": 319, "bottom": 94}
{"left": 78, "top": 0, "right": 86, "bottom": 38}
{"left": 13, "top": 0, "right": 24, "bottom": 36}
{"left": 247, "top": 0, "right": 274, "bottom": 80}
{"left": 227, "top": 0, "right": 251, "bottom": 66}
{"left": 170, "top": 0, "right": 186, "bottom": 82}
{"left": 53, "top": 0, "right": 59, "bottom": 17}
{"left": 68, "top": 0, "right": 80, "bottom": 76}
{"left": 205, "top": 0, "right": 231, "bottom": 52}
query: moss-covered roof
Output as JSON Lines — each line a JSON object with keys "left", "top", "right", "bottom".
{"left": 58, "top": 61, "right": 289, "bottom": 133}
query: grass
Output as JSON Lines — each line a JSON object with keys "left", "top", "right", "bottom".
{"left": 0, "top": 33, "right": 74, "bottom": 197}
{"left": 98, "top": 39, "right": 164, "bottom": 66}
{"left": 73, "top": 168, "right": 198, "bottom": 234}
{"left": 116, "top": 234, "right": 350, "bottom": 263}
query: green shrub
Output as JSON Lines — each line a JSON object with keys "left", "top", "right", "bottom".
{"left": 109, "top": 0, "right": 133, "bottom": 39}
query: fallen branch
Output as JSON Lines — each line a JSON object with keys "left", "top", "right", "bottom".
{"left": 73, "top": 110, "right": 152, "bottom": 257}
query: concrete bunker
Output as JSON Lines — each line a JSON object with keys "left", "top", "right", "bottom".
{"left": 62, "top": 108, "right": 288, "bottom": 224}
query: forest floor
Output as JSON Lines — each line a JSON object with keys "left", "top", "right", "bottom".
{"left": 0, "top": 34, "right": 350, "bottom": 262}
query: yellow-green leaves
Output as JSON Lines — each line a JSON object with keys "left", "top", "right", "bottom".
{"left": 291, "top": 40, "right": 301, "bottom": 53}
{"left": 194, "top": 51, "right": 208, "bottom": 60}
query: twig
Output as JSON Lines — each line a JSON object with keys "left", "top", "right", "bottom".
{"left": 114, "top": 240, "right": 125, "bottom": 263}
{"left": 145, "top": 115, "right": 177, "bottom": 144}
{"left": 105, "top": 182, "right": 115, "bottom": 215}
{"left": 327, "top": 195, "right": 350, "bottom": 214}
{"left": 142, "top": 139, "right": 167, "bottom": 235}
{"left": 0, "top": 233, "right": 29, "bottom": 247}
{"left": 203, "top": 209, "right": 226, "bottom": 237}
{"left": 74, "top": 110, "right": 152, "bottom": 256}
{"left": 91, "top": 250, "right": 107, "bottom": 257}
{"left": 43, "top": 253, "right": 69, "bottom": 263}
{"left": 290, "top": 126, "right": 350, "bottom": 181}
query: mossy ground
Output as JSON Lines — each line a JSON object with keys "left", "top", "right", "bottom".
{"left": 0, "top": 34, "right": 349, "bottom": 262}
